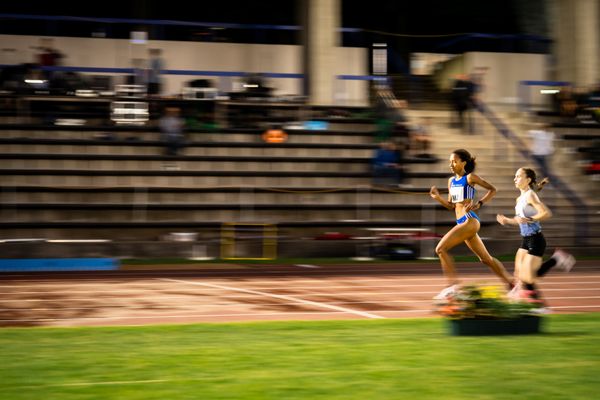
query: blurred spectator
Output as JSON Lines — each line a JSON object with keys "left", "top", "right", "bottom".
{"left": 410, "top": 117, "right": 433, "bottom": 158}
{"left": 371, "top": 141, "right": 404, "bottom": 187}
{"left": 528, "top": 122, "right": 555, "bottom": 178}
{"left": 556, "top": 86, "right": 578, "bottom": 118}
{"left": 470, "top": 66, "right": 489, "bottom": 100}
{"left": 390, "top": 99, "right": 411, "bottom": 144}
{"left": 35, "top": 38, "right": 64, "bottom": 80}
{"left": 159, "top": 107, "right": 186, "bottom": 156}
{"left": 373, "top": 85, "right": 392, "bottom": 141}
{"left": 373, "top": 85, "right": 408, "bottom": 142}
{"left": 130, "top": 58, "right": 148, "bottom": 88}
{"left": 147, "top": 48, "right": 164, "bottom": 96}
{"left": 451, "top": 74, "right": 475, "bottom": 133}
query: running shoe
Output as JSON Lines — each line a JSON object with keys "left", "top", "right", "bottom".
{"left": 530, "top": 307, "right": 552, "bottom": 315}
{"left": 553, "top": 249, "right": 576, "bottom": 273}
{"left": 507, "top": 281, "right": 521, "bottom": 300}
{"left": 433, "top": 284, "right": 459, "bottom": 300}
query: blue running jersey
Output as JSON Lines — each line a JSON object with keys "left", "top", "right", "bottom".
{"left": 449, "top": 175, "right": 476, "bottom": 203}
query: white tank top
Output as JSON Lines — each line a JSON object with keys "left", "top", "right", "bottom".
{"left": 515, "top": 189, "right": 541, "bottom": 236}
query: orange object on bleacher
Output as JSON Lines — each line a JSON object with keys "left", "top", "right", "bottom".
{"left": 262, "top": 128, "right": 288, "bottom": 143}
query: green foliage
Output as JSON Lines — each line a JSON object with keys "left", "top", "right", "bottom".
{"left": 437, "top": 284, "right": 541, "bottom": 320}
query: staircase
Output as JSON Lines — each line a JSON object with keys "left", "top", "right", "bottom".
{"left": 390, "top": 74, "right": 450, "bottom": 110}
{"left": 405, "top": 105, "right": 600, "bottom": 256}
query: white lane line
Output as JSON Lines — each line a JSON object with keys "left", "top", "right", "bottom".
{"left": 294, "top": 264, "right": 320, "bottom": 269}
{"left": 0, "top": 306, "right": 179, "bottom": 311}
{"left": 0, "top": 300, "right": 432, "bottom": 312}
{"left": 5, "top": 280, "right": 600, "bottom": 295}
{"left": 0, "top": 291, "right": 148, "bottom": 295}
{"left": 4, "top": 295, "right": 600, "bottom": 311}
{"left": 0, "top": 265, "right": 597, "bottom": 280}
{"left": 3, "top": 274, "right": 600, "bottom": 287}
{"left": 0, "top": 276, "right": 454, "bottom": 286}
{"left": 5, "top": 305, "right": 600, "bottom": 324}
{"left": 3, "top": 295, "right": 600, "bottom": 311}
{"left": 2, "top": 271, "right": 600, "bottom": 287}
{"left": 4, "top": 290, "right": 600, "bottom": 303}
{"left": 0, "top": 310, "right": 392, "bottom": 323}
{"left": 159, "top": 278, "right": 385, "bottom": 319}
{"left": 0, "top": 297, "right": 199, "bottom": 302}
{"left": 2, "top": 283, "right": 443, "bottom": 294}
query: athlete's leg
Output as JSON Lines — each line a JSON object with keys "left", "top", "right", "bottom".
{"left": 513, "top": 248, "right": 528, "bottom": 282}
{"left": 507, "top": 249, "right": 528, "bottom": 298}
{"left": 464, "top": 234, "right": 513, "bottom": 285}
{"left": 518, "top": 253, "right": 543, "bottom": 284}
{"left": 519, "top": 253, "right": 547, "bottom": 306}
{"left": 435, "top": 219, "right": 479, "bottom": 285}
{"left": 536, "top": 257, "right": 557, "bottom": 277}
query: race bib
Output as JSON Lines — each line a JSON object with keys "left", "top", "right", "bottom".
{"left": 450, "top": 185, "right": 464, "bottom": 203}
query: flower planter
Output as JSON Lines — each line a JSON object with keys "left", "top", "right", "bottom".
{"left": 448, "top": 316, "right": 542, "bottom": 336}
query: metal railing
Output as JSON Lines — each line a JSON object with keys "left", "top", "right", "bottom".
{"left": 476, "top": 101, "right": 589, "bottom": 245}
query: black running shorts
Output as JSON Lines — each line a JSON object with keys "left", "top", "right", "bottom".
{"left": 520, "top": 232, "right": 546, "bottom": 257}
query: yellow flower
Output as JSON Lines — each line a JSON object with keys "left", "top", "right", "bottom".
{"left": 479, "top": 285, "right": 502, "bottom": 299}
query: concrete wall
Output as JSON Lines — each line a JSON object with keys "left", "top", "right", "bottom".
{"left": 434, "top": 52, "right": 548, "bottom": 107}
{"left": 433, "top": 54, "right": 464, "bottom": 92}
{"left": 0, "top": 34, "right": 369, "bottom": 105}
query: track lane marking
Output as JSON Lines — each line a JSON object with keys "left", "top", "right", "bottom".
{"left": 3, "top": 295, "right": 600, "bottom": 311}
{"left": 5, "top": 306, "right": 600, "bottom": 324}
{"left": 4, "top": 280, "right": 600, "bottom": 295}
{"left": 4, "top": 289, "right": 600, "bottom": 303}
{"left": 159, "top": 278, "right": 385, "bottom": 319}
{"left": 0, "top": 310, "right": 397, "bottom": 323}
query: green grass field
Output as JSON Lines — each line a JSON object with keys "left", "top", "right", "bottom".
{"left": 1, "top": 314, "right": 599, "bottom": 400}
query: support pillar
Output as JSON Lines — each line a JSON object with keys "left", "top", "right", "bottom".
{"left": 305, "top": 0, "right": 341, "bottom": 105}
{"left": 552, "top": 0, "right": 600, "bottom": 87}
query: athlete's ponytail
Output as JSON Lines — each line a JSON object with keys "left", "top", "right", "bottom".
{"left": 536, "top": 177, "right": 549, "bottom": 192}
{"left": 522, "top": 168, "right": 548, "bottom": 192}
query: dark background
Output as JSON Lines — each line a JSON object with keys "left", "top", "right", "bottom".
{"left": 0, "top": 0, "right": 550, "bottom": 72}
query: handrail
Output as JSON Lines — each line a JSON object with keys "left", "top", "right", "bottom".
{"left": 1, "top": 63, "right": 384, "bottom": 82}
{"left": 476, "top": 101, "right": 589, "bottom": 244}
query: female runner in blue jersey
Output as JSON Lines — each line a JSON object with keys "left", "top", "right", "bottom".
{"left": 429, "top": 149, "right": 514, "bottom": 299}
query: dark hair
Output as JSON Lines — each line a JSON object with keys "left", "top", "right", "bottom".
{"left": 453, "top": 149, "right": 476, "bottom": 174}
{"left": 521, "top": 168, "right": 549, "bottom": 192}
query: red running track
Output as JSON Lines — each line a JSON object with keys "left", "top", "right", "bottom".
{"left": 1, "top": 261, "right": 599, "bottom": 327}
